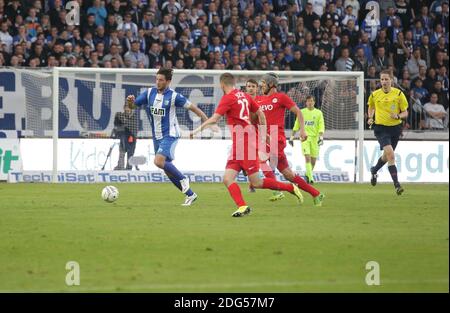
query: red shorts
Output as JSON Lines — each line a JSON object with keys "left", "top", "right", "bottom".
{"left": 265, "top": 140, "right": 289, "bottom": 172}
{"left": 226, "top": 158, "right": 260, "bottom": 176}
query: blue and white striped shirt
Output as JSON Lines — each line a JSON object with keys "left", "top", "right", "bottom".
{"left": 135, "top": 87, "right": 191, "bottom": 140}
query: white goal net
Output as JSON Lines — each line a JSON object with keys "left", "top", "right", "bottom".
{"left": 12, "top": 68, "right": 365, "bottom": 182}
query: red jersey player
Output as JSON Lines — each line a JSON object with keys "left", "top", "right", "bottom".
{"left": 245, "top": 78, "right": 285, "bottom": 200}
{"left": 257, "top": 73, "right": 325, "bottom": 206}
{"left": 192, "top": 73, "right": 304, "bottom": 217}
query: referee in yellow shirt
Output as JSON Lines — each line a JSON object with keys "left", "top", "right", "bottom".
{"left": 367, "top": 69, "right": 408, "bottom": 195}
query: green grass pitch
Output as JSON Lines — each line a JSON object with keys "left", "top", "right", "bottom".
{"left": 0, "top": 183, "right": 448, "bottom": 292}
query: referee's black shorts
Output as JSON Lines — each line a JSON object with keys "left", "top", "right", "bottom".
{"left": 373, "top": 124, "right": 402, "bottom": 150}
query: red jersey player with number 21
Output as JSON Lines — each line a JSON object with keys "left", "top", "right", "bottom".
{"left": 191, "top": 73, "right": 303, "bottom": 217}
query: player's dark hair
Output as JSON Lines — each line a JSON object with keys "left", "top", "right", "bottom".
{"left": 220, "top": 73, "right": 235, "bottom": 86}
{"left": 157, "top": 67, "right": 173, "bottom": 81}
{"left": 306, "top": 95, "right": 315, "bottom": 101}
{"left": 246, "top": 78, "right": 258, "bottom": 86}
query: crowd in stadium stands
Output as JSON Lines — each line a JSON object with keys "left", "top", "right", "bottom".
{"left": 0, "top": 0, "right": 448, "bottom": 130}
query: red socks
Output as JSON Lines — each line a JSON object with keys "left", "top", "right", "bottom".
{"left": 262, "top": 178, "right": 294, "bottom": 192}
{"left": 293, "top": 175, "right": 320, "bottom": 197}
{"left": 262, "top": 170, "right": 276, "bottom": 179}
{"left": 260, "top": 162, "right": 276, "bottom": 179}
{"left": 227, "top": 183, "right": 246, "bottom": 207}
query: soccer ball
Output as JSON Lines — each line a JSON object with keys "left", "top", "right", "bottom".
{"left": 102, "top": 185, "right": 119, "bottom": 202}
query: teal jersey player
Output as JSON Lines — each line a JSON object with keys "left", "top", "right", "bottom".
{"left": 290, "top": 96, "right": 325, "bottom": 184}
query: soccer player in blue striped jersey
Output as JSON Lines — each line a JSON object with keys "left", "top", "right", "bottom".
{"left": 126, "top": 68, "right": 208, "bottom": 206}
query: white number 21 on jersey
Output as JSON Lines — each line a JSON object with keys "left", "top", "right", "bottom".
{"left": 238, "top": 99, "right": 250, "bottom": 121}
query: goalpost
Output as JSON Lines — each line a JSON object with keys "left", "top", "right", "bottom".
{"left": 19, "top": 68, "right": 364, "bottom": 183}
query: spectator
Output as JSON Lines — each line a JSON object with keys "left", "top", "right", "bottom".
{"left": 419, "top": 34, "right": 433, "bottom": 68}
{"left": 388, "top": 16, "right": 403, "bottom": 44}
{"left": 437, "top": 65, "right": 449, "bottom": 92}
{"left": 424, "top": 67, "right": 438, "bottom": 91}
{"left": 119, "top": 12, "right": 139, "bottom": 38}
{"left": 353, "top": 47, "right": 369, "bottom": 73}
{"left": 335, "top": 47, "right": 354, "bottom": 71}
{"left": 302, "top": 43, "right": 317, "bottom": 70}
{"left": 107, "top": 0, "right": 126, "bottom": 20}
{"left": 411, "top": 19, "right": 427, "bottom": 48}
{"left": 432, "top": 36, "right": 448, "bottom": 61}
{"left": 147, "top": 42, "right": 162, "bottom": 68}
{"left": 373, "top": 28, "right": 392, "bottom": 55}
{"left": 419, "top": 5, "right": 434, "bottom": 31}
{"left": 289, "top": 49, "right": 306, "bottom": 71}
{"left": 323, "top": 2, "right": 341, "bottom": 27}
{"left": 380, "top": 0, "right": 397, "bottom": 20}
{"left": 430, "top": 23, "right": 445, "bottom": 46}
{"left": 412, "top": 78, "right": 429, "bottom": 104}
{"left": 128, "top": 0, "right": 144, "bottom": 26}
{"left": 341, "top": 5, "right": 358, "bottom": 25}
{"left": 355, "top": 32, "right": 374, "bottom": 63}
{"left": 209, "top": 35, "right": 226, "bottom": 54}
{"left": 437, "top": 1, "right": 449, "bottom": 32}
{"left": 432, "top": 80, "right": 449, "bottom": 110}
{"left": 300, "top": 2, "right": 320, "bottom": 31}
{"left": 87, "top": 0, "right": 107, "bottom": 27}
{"left": 0, "top": 0, "right": 443, "bottom": 130}
{"left": 0, "top": 21, "right": 13, "bottom": 53}
{"left": 373, "top": 46, "right": 391, "bottom": 74}
{"left": 174, "top": 11, "right": 190, "bottom": 40}
{"left": 161, "top": 40, "right": 177, "bottom": 65}
{"left": 94, "top": 26, "right": 110, "bottom": 48}
{"left": 430, "top": 0, "right": 446, "bottom": 16}
{"left": 381, "top": 6, "right": 397, "bottom": 29}
{"left": 412, "top": 65, "right": 429, "bottom": 85}
{"left": 124, "top": 40, "right": 147, "bottom": 68}
{"left": 81, "top": 14, "right": 98, "bottom": 38}
{"left": 310, "top": 0, "right": 327, "bottom": 17}
{"left": 344, "top": 0, "right": 360, "bottom": 18}
{"left": 396, "top": 0, "right": 413, "bottom": 29}
{"left": 423, "top": 93, "right": 448, "bottom": 129}
{"left": 431, "top": 50, "right": 448, "bottom": 70}
{"left": 5, "top": 0, "right": 25, "bottom": 24}
{"left": 407, "top": 47, "right": 427, "bottom": 79}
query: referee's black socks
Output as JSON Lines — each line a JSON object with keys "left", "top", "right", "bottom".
{"left": 388, "top": 165, "right": 400, "bottom": 187}
{"left": 372, "top": 157, "right": 387, "bottom": 173}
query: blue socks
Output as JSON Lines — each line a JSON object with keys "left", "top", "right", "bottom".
{"left": 165, "top": 171, "right": 183, "bottom": 191}
{"left": 163, "top": 161, "right": 194, "bottom": 196}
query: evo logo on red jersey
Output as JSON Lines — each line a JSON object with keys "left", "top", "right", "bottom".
{"left": 259, "top": 104, "right": 274, "bottom": 111}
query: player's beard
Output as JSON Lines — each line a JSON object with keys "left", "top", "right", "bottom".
{"left": 263, "top": 86, "right": 275, "bottom": 95}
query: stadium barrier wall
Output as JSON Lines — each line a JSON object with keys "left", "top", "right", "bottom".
{"left": 0, "top": 139, "right": 22, "bottom": 180}
{"left": 3, "top": 138, "right": 448, "bottom": 183}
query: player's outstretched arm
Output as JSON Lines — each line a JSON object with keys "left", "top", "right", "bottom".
{"left": 187, "top": 103, "right": 209, "bottom": 123}
{"left": 126, "top": 90, "right": 149, "bottom": 110}
{"left": 191, "top": 113, "right": 222, "bottom": 138}
{"left": 290, "top": 106, "right": 307, "bottom": 141}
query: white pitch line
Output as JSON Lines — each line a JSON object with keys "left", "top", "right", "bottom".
{"left": 1, "top": 278, "right": 447, "bottom": 292}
